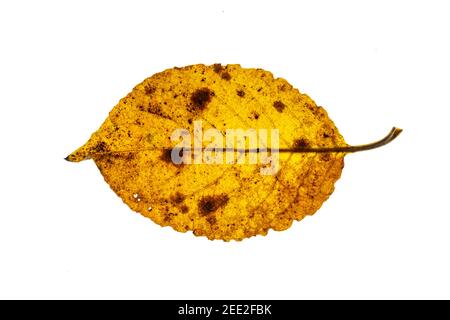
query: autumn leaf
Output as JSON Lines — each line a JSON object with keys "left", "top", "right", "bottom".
{"left": 66, "top": 64, "right": 401, "bottom": 241}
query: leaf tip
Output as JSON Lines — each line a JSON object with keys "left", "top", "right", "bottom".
{"left": 64, "top": 154, "right": 78, "bottom": 162}
{"left": 65, "top": 148, "right": 90, "bottom": 163}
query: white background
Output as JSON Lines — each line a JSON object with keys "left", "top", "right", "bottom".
{"left": 0, "top": 0, "right": 449, "bottom": 299}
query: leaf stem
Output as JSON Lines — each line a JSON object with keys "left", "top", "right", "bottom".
{"left": 81, "top": 127, "right": 402, "bottom": 157}
{"left": 279, "top": 127, "right": 403, "bottom": 153}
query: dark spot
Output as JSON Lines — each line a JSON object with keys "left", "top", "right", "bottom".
{"left": 213, "top": 63, "right": 231, "bottom": 80}
{"left": 213, "top": 63, "right": 223, "bottom": 73}
{"left": 93, "top": 141, "right": 108, "bottom": 153}
{"left": 293, "top": 138, "right": 310, "bottom": 149}
{"left": 198, "top": 194, "right": 229, "bottom": 216}
{"left": 188, "top": 118, "right": 193, "bottom": 124}
{"left": 305, "top": 102, "right": 315, "bottom": 111}
{"left": 144, "top": 85, "right": 156, "bottom": 95}
{"left": 180, "top": 205, "right": 189, "bottom": 213}
{"left": 160, "top": 148, "right": 173, "bottom": 163}
{"left": 164, "top": 148, "right": 180, "bottom": 161}
{"left": 273, "top": 100, "right": 286, "bottom": 113}
{"left": 323, "top": 133, "right": 330, "bottom": 138}
{"left": 257, "top": 87, "right": 262, "bottom": 92}
{"left": 252, "top": 111, "right": 260, "bottom": 120}
{"left": 170, "top": 192, "right": 185, "bottom": 204}
{"left": 221, "top": 72, "right": 231, "bottom": 80}
{"left": 126, "top": 152, "right": 135, "bottom": 160}
{"left": 236, "top": 89, "right": 245, "bottom": 97}
{"left": 206, "top": 215, "right": 217, "bottom": 225}
{"left": 320, "top": 153, "right": 331, "bottom": 161}
{"left": 201, "top": 78, "right": 206, "bottom": 82}
{"left": 190, "top": 88, "right": 213, "bottom": 110}
{"left": 160, "top": 148, "right": 185, "bottom": 166}
{"left": 146, "top": 103, "right": 173, "bottom": 120}
{"left": 138, "top": 105, "right": 145, "bottom": 111}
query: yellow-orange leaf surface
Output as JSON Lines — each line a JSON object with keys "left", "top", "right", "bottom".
{"left": 67, "top": 64, "right": 346, "bottom": 241}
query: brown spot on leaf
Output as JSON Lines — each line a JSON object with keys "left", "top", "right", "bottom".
{"left": 305, "top": 102, "right": 315, "bottom": 111}
{"left": 320, "top": 153, "right": 331, "bottom": 161}
{"left": 147, "top": 103, "right": 162, "bottom": 115}
{"left": 221, "top": 72, "right": 231, "bottom": 81}
{"left": 293, "top": 138, "right": 310, "bottom": 148}
{"left": 160, "top": 148, "right": 184, "bottom": 165}
{"left": 237, "top": 89, "right": 245, "bottom": 97}
{"left": 180, "top": 205, "right": 189, "bottom": 213}
{"left": 273, "top": 100, "right": 286, "bottom": 113}
{"left": 191, "top": 88, "right": 213, "bottom": 110}
{"left": 160, "top": 148, "right": 173, "bottom": 163}
{"left": 92, "top": 141, "right": 108, "bottom": 154}
{"left": 171, "top": 192, "right": 185, "bottom": 204}
{"left": 142, "top": 102, "right": 173, "bottom": 120}
{"left": 199, "top": 194, "right": 229, "bottom": 216}
{"left": 144, "top": 85, "right": 156, "bottom": 95}
{"left": 125, "top": 152, "right": 136, "bottom": 160}
{"left": 213, "top": 63, "right": 223, "bottom": 73}
{"left": 213, "top": 63, "right": 231, "bottom": 80}
{"left": 206, "top": 215, "right": 217, "bottom": 225}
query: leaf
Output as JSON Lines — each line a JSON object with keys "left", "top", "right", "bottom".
{"left": 66, "top": 64, "right": 401, "bottom": 241}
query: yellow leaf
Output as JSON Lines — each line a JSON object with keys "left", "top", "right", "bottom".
{"left": 66, "top": 64, "right": 401, "bottom": 241}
